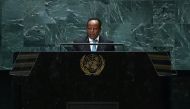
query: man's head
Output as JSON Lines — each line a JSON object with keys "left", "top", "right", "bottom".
{"left": 86, "top": 18, "right": 101, "bottom": 39}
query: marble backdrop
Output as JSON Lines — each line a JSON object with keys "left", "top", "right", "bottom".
{"left": 0, "top": 0, "right": 190, "bottom": 70}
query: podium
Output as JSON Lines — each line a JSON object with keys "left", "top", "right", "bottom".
{"left": 10, "top": 52, "right": 171, "bottom": 109}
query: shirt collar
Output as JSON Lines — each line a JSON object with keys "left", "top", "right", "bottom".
{"left": 89, "top": 35, "right": 100, "bottom": 42}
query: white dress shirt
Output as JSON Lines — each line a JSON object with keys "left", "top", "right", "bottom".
{"left": 89, "top": 36, "right": 100, "bottom": 51}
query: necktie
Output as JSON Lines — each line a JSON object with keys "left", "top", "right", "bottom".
{"left": 91, "top": 39, "right": 97, "bottom": 52}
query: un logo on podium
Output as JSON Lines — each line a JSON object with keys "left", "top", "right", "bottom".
{"left": 80, "top": 54, "right": 105, "bottom": 76}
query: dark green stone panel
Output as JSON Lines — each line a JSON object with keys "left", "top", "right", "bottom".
{"left": 1, "top": 0, "right": 190, "bottom": 69}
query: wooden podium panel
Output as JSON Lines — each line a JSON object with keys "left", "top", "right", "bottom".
{"left": 66, "top": 102, "right": 119, "bottom": 109}
{"left": 11, "top": 52, "right": 169, "bottom": 109}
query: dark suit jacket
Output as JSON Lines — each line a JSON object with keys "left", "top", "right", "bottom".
{"left": 73, "top": 36, "right": 115, "bottom": 51}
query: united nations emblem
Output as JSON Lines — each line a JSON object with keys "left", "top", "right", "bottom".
{"left": 80, "top": 54, "right": 105, "bottom": 76}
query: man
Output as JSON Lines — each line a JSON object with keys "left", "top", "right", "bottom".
{"left": 73, "top": 18, "right": 115, "bottom": 51}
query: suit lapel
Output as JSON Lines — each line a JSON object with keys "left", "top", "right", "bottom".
{"left": 82, "top": 37, "right": 90, "bottom": 51}
{"left": 97, "top": 36, "right": 105, "bottom": 51}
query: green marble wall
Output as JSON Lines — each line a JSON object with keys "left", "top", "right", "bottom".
{"left": 0, "top": 0, "right": 1, "bottom": 47}
{"left": 0, "top": 0, "right": 190, "bottom": 70}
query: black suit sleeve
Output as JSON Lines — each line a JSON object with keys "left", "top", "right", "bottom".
{"left": 72, "top": 40, "right": 79, "bottom": 51}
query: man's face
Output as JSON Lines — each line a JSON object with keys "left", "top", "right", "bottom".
{"left": 87, "top": 20, "right": 101, "bottom": 39}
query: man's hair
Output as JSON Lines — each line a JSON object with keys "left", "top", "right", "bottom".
{"left": 87, "top": 18, "right": 102, "bottom": 28}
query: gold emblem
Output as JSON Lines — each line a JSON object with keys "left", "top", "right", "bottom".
{"left": 80, "top": 54, "right": 105, "bottom": 76}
